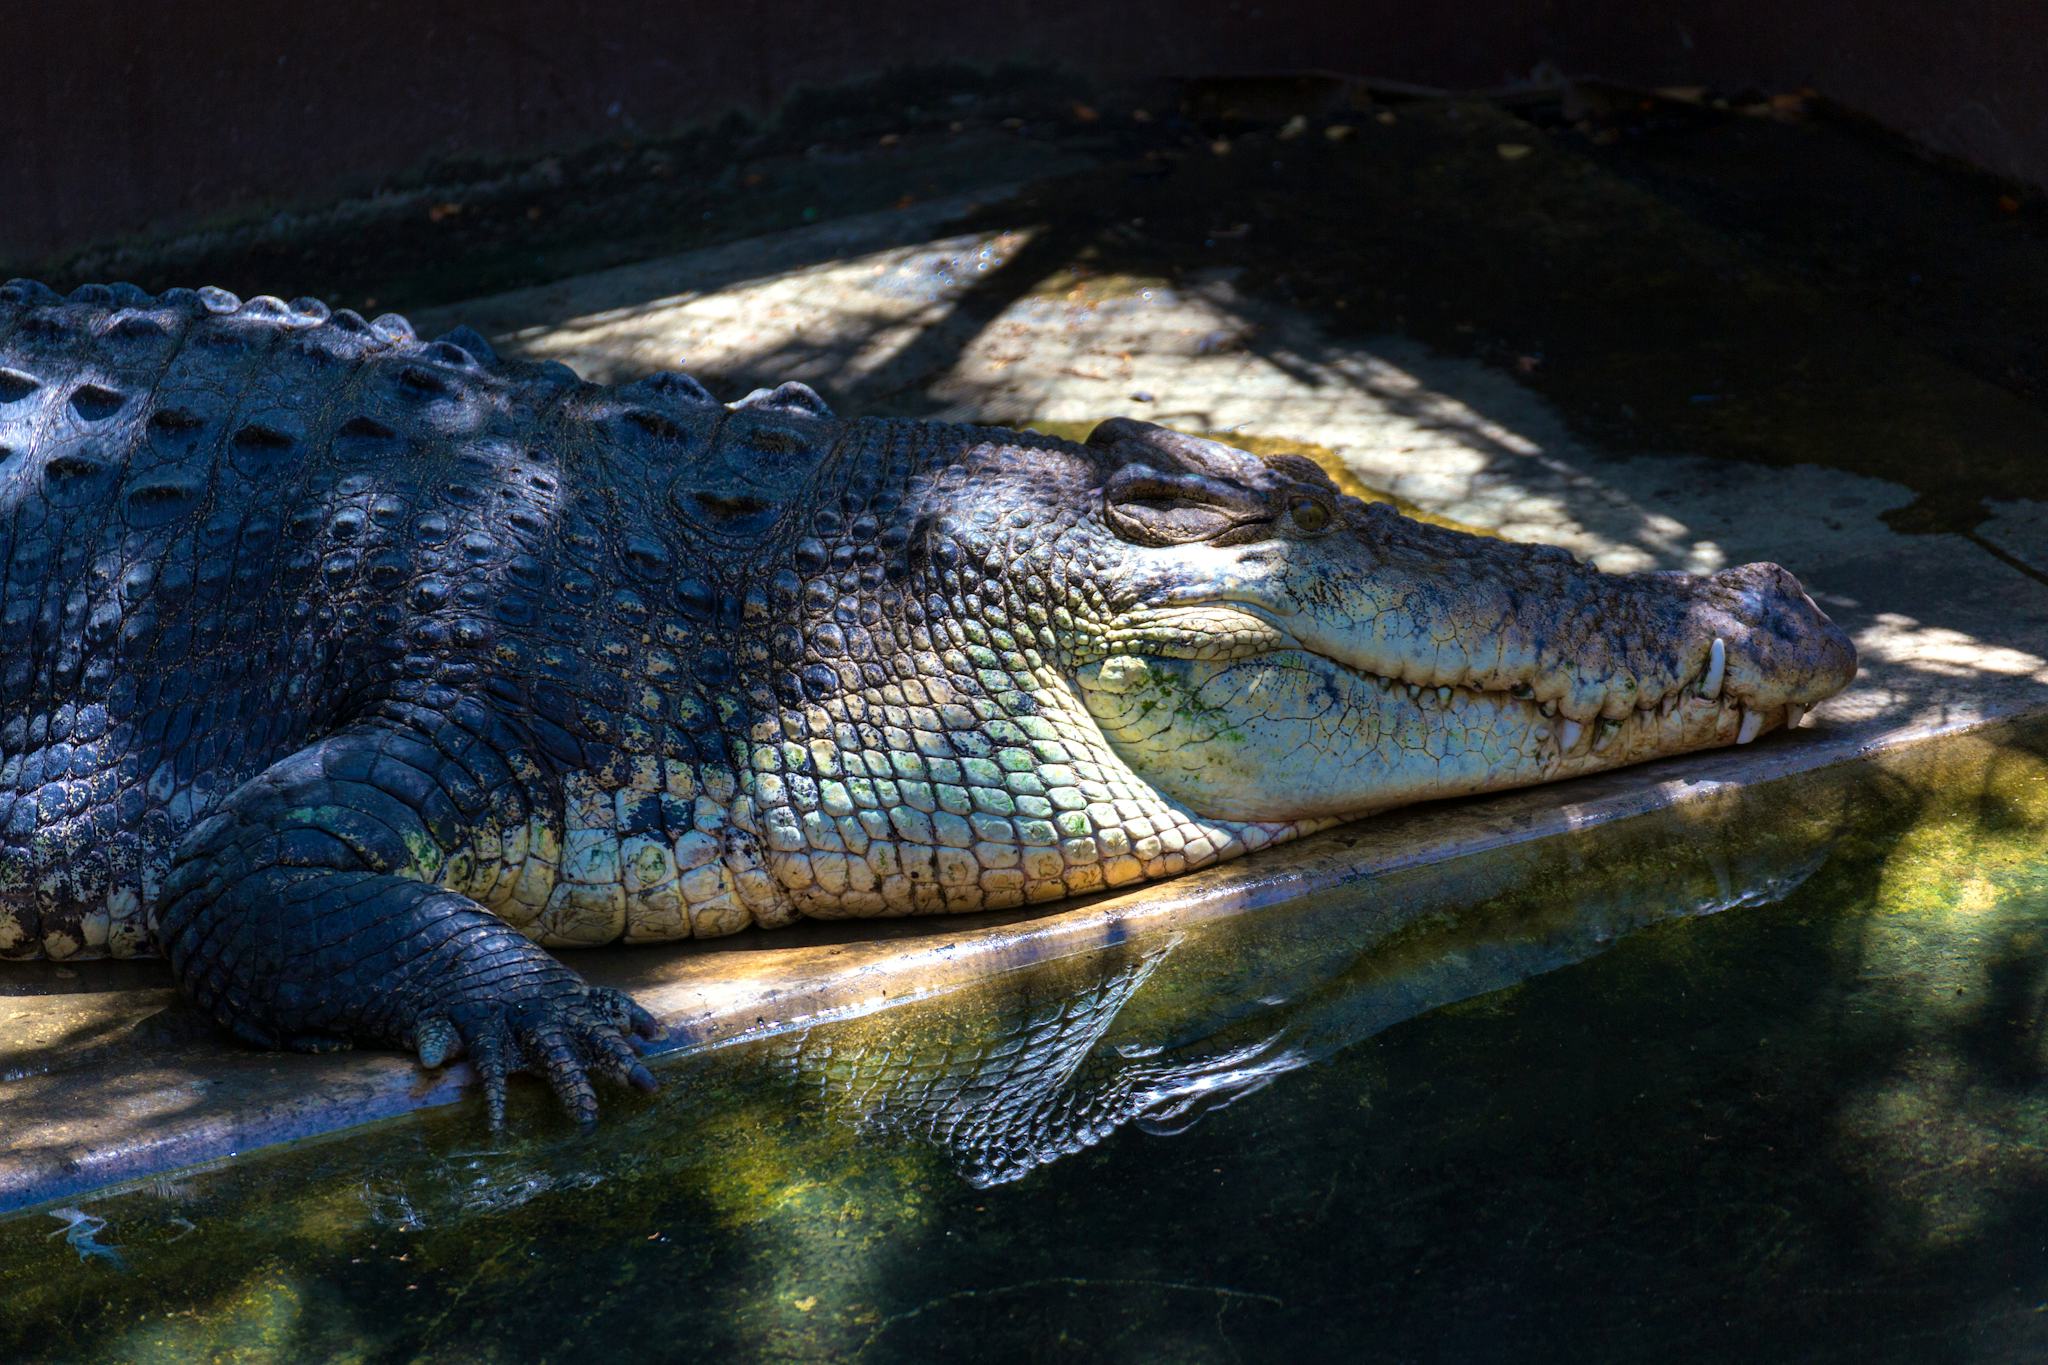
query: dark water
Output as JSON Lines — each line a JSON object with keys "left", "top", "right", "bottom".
{"left": 5, "top": 724, "right": 2048, "bottom": 1363}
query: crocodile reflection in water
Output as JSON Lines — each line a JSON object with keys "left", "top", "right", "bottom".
{"left": 779, "top": 803, "right": 1832, "bottom": 1186}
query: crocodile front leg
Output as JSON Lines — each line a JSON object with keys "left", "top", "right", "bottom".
{"left": 156, "top": 721, "right": 660, "bottom": 1128}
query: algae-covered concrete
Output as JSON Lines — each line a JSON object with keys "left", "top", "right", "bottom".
{"left": 6, "top": 86, "right": 2047, "bottom": 1212}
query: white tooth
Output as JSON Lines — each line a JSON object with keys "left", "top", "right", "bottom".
{"left": 1558, "top": 718, "right": 1584, "bottom": 751}
{"left": 1436, "top": 685, "right": 1452, "bottom": 705}
{"left": 1736, "top": 708, "right": 1763, "bottom": 744}
{"left": 1660, "top": 694, "right": 1678, "bottom": 718}
{"left": 1596, "top": 718, "right": 1621, "bottom": 750}
{"left": 1787, "top": 704, "right": 1807, "bottom": 729}
{"left": 1407, "top": 683, "right": 1420, "bottom": 700}
{"left": 1541, "top": 700, "right": 1558, "bottom": 718}
{"left": 1700, "top": 637, "right": 1726, "bottom": 701}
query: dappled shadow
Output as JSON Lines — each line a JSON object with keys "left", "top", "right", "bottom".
{"left": 0, "top": 959, "right": 171, "bottom": 998}
{"left": 439, "top": 93, "right": 2048, "bottom": 753}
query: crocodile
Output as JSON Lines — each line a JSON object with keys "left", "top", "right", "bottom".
{"left": 0, "top": 279, "right": 1857, "bottom": 1127}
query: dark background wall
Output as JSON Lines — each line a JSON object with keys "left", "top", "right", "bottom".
{"left": 5, "top": 0, "right": 2043, "bottom": 266}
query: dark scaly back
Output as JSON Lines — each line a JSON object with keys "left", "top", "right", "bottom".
{"left": 0, "top": 280, "right": 867, "bottom": 959}
{"left": 0, "top": 276, "right": 1014, "bottom": 961}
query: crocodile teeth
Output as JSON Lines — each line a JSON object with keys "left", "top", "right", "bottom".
{"left": 1700, "top": 637, "right": 1726, "bottom": 701}
{"left": 1558, "top": 718, "right": 1584, "bottom": 751}
{"left": 1736, "top": 707, "right": 1763, "bottom": 744}
{"left": 1436, "top": 685, "right": 1452, "bottom": 705}
{"left": 1787, "top": 703, "right": 1807, "bottom": 728}
{"left": 1406, "top": 683, "right": 1420, "bottom": 700}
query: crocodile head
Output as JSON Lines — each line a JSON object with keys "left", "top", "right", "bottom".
{"left": 937, "top": 418, "right": 1857, "bottom": 826}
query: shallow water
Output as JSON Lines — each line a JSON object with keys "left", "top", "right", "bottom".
{"left": 4, "top": 722, "right": 2048, "bottom": 1362}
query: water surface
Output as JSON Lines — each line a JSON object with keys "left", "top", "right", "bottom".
{"left": 5, "top": 721, "right": 2047, "bottom": 1362}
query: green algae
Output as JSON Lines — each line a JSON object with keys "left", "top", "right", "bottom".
{"left": 1023, "top": 260, "right": 1174, "bottom": 305}
{"left": 7, "top": 718, "right": 2048, "bottom": 1359}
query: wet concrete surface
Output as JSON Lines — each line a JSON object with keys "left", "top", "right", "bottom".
{"left": 6, "top": 84, "right": 2047, "bottom": 1211}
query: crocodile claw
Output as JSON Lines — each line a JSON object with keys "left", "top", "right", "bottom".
{"left": 412, "top": 983, "right": 664, "bottom": 1130}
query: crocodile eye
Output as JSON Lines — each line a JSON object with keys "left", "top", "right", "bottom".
{"left": 1289, "top": 498, "right": 1330, "bottom": 534}
{"left": 1104, "top": 463, "right": 1269, "bottom": 546}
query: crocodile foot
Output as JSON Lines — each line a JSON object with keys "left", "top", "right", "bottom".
{"left": 412, "top": 978, "right": 663, "bottom": 1130}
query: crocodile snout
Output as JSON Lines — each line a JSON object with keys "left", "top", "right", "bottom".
{"left": 1708, "top": 562, "right": 1858, "bottom": 714}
